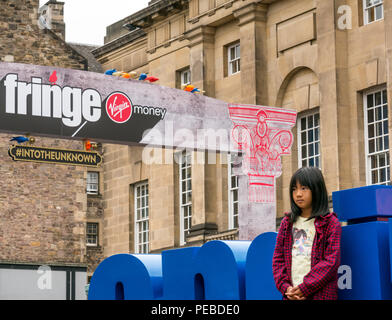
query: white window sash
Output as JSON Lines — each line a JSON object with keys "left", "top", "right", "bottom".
{"left": 87, "top": 172, "right": 99, "bottom": 194}
{"left": 363, "top": 88, "right": 390, "bottom": 185}
{"left": 134, "top": 182, "right": 149, "bottom": 253}
{"left": 179, "top": 152, "right": 192, "bottom": 245}
{"left": 228, "top": 43, "right": 240, "bottom": 76}
{"left": 364, "top": 0, "right": 383, "bottom": 10}
{"left": 227, "top": 153, "right": 239, "bottom": 230}
{"left": 297, "top": 111, "right": 321, "bottom": 169}
{"left": 363, "top": 0, "right": 384, "bottom": 25}
{"left": 181, "top": 69, "right": 191, "bottom": 86}
{"left": 86, "top": 223, "right": 98, "bottom": 246}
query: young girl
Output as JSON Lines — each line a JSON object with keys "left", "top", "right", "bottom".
{"left": 272, "top": 167, "right": 341, "bottom": 300}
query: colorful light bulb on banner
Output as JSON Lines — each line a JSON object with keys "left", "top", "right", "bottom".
{"left": 228, "top": 104, "right": 297, "bottom": 203}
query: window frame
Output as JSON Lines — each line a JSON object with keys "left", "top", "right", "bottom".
{"left": 134, "top": 181, "right": 150, "bottom": 254}
{"left": 86, "top": 222, "right": 99, "bottom": 247}
{"left": 179, "top": 151, "right": 192, "bottom": 246}
{"left": 227, "top": 153, "right": 239, "bottom": 230}
{"left": 86, "top": 171, "right": 99, "bottom": 195}
{"left": 297, "top": 109, "right": 321, "bottom": 169}
{"left": 363, "top": 87, "right": 390, "bottom": 186}
{"left": 180, "top": 68, "right": 191, "bottom": 87}
{"left": 228, "top": 43, "right": 241, "bottom": 76}
{"left": 363, "top": 0, "right": 384, "bottom": 25}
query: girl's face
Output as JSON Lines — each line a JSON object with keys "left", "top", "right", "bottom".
{"left": 292, "top": 181, "right": 312, "bottom": 212}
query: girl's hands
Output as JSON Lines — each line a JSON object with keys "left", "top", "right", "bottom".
{"left": 285, "top": 286, "right": 306, "bottom": 300}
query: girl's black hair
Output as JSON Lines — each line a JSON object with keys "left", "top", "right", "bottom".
{"left": 289, "top": 166, "right": 329, "bottom": 223}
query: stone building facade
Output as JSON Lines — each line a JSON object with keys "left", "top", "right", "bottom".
{"left": 92, "top": 0, "right": 391, "bottom": 260}
{"left": 0, "top": 0, "right": 103, "bottom": 297}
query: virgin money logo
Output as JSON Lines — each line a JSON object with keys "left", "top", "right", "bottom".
{"left": 105, "top": 92, "right": 133, "bottom": 124}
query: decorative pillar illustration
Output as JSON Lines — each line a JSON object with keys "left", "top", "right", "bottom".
{"left": 228, "top": 104, "right": 297, "bottom": 239}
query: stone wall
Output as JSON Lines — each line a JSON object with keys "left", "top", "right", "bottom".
{"left": 0, "top": 135, "right": 86, "bottom": 265}
{"left": 86, "top": 194, "right": 105, "bottom": 274}
{"left": 0, "top": 0, "right": 102, "bottom": 270}
{"left": 0, "top": 0, "right": 86, "bottom": 69}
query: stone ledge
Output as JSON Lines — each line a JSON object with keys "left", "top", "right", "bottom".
{"left": 92, "top": 29, "right": 146, "bottom": 59}
{"left": 0, "top": 260, "right": 87, "bottom": 269}
{"left": 205, "top": 229, "right": 239, "bottom": 241}
{"left": 125, "top": 0, "right": 188, "bottom": 28}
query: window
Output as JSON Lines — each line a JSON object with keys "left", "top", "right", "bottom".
{"left": 364, "top": 0, "right": 384, "bottom": 25}
{"left": 87, "top": 172, "right": 99, "bottom": 195}
{"left": 180, "top": 68, "right": 191, "bottom": 87}
{"left": 179, "top": 152, "right": 192, "bottom": 245}
{"left": 228, "top": 153, "right": 239, "bottom": 230}
{"left": 298, "top": 111, "right": 321, "bottom": 168}
{"left": 134, "top": 182, "right": 149, "bottom": 253}
{"left": 228, "top": 43, "right": 240, "bottom": 76}
{"left": 364, "top": 88, "right": 390, "bottom": 185}
{"left": 86, "top": 223, "right": 98, "bottom": 246}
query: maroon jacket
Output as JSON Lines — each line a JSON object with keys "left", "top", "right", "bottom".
{"left": 272, "top": 211, "right": 342, "bottom": 300}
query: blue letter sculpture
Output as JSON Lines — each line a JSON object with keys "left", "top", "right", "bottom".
{"left": 89, "top": 185, "right": 392, "bottom": 300}
{"left": 333, "top": 185, "right": 392, "bottom": 299}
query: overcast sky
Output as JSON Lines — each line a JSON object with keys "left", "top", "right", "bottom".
{"left": 39, "top": 0, "right": 150, "bottom": 46}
